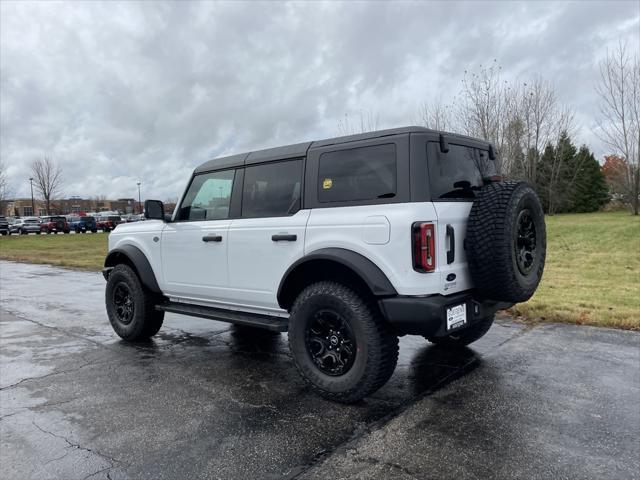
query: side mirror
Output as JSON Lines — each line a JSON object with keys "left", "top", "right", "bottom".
{"left": 144, "top": 200, "right": 165, "bottom": 220}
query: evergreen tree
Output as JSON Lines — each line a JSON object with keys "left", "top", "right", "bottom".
{"left": 536, "top": 132, "right": 577, "bottom": 214}
{"left": 570, "top": 146, "right": 609, "bottom": 212}
{"left": 536, "top": 143, "right": 555, "bottom": 212}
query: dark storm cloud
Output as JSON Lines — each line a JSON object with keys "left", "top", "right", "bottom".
{"left": 1, "top": 0, "right": 638, "bottom": 200}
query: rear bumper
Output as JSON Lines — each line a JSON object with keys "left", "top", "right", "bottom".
{"left": 379, "top": 292, "right": 512, "bottom": 337}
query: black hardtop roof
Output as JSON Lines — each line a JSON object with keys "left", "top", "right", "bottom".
{"left": 194, "top": 126, "right": 489, "bottom": 173}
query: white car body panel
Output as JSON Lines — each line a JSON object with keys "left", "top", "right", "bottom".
{"left": 108, "top": 201, "right": 473, "bottom": 315}
{"left": 306, "top": 202, "right": 446, "bottom": 297}
{"left": 431, "top": 202, "right": 474, "bottom": 295}
{"left": 160, "top": 219, "right": 231, "bottom": 301}
{"left": 226, "top": 210, "right": 310, "bottom": 311}
{"left": 108, "top": 220, "right": 164, "bottom": 286}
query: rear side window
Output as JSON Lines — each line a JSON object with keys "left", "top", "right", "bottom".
{"left": 318, "top": 144, "right": 396, "bottom": 203}
{"left": 178, "top": 169, "right": 236, "bottom": 221}
{"left": 427, "top": 142, "right": 496, "bottom": 200}
{"left": 241, "top": 159, "right": 303, "bottom": 218}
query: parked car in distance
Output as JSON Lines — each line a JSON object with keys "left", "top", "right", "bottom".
{"left": 96, "top": 215, "right": 122, "bottom": 232}
{"left": 15, "top": 217, "right": 42, "bottom": 235}
{"left": 0, "top": 216, "right": 8, "bottom": 236}
{"left": 40, "top": 216, "right": 70, "bottom": 234}
{"left": 121, "top": 214, "right": 141, "bottom": 223}
{"left": 68, "top": 215, "right": 98, "bottom": 233}
{"left": 8, "top": 218, "right": 22, "bottom": 235}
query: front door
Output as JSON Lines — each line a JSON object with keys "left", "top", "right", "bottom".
{"left": 227, "top": 159, "right": 307, "bottom": 312}
{"left": 161, "top": 168, "right": 236, "bottom": 303}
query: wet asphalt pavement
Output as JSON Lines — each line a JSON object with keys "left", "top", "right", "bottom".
{"left": 0, "top": 260, "right": 638, "bottom": 480}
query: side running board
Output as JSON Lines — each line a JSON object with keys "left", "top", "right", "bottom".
{"left": 156, "top": 302, "right": 288, "bottom": 332}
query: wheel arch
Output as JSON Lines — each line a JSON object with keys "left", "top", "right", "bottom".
{"left": 277, "top": 248, "right": 397, "bottom": 311}
{"left": 104, "top": 245, "right": 162, "bottom": 294}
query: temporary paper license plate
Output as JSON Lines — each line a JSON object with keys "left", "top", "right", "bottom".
{"left": 446, "top": 303, "right": 467, "bottom": 331}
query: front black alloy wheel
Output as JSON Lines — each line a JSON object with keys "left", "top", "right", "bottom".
{"left": 112, "top": 283, "right": 135, "bottom": 325}
{"left": 105, "top": 264, "right": 164, "bottom": 341}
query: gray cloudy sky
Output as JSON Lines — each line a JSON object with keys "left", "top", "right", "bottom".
{"left": 1, "top": 0, "right": 639, "bottom": 201}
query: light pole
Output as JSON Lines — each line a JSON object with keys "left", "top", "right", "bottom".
{"left": 137, "top": 181, "right": 141, "bottom": 214}
{"left": 29, "top": 177, "right": 35, "bottom": 215}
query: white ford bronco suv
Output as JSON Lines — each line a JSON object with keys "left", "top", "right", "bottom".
{"left": 104, "top": 127, "right": 545, "bottom": 403}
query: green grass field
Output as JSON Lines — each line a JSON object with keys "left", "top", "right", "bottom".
{"left": 0, "top": 232, "right": 107, "bottom": 271}
{"left": 1, "top": 211, "right": 638, "bottom": 329}
{"left": 510, "top": 211, "right": 639, "bottom": 330}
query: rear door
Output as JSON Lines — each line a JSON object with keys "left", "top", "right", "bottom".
{"left": 226, "top": 158, "right": 307, "bottom": 312}
{"left": 426, "top": 142, "right": 497, "bottom": 295}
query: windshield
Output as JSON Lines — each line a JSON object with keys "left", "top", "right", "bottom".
{"left": 427, "top": 142, "right": 497, "bottom": 200}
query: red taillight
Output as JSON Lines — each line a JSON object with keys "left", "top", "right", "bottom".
{"left": 412, "top": 222, "right": 436, "bottom": 272}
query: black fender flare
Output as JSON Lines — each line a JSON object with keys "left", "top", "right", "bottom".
{"left": 104, "top": 245, "right": 161, "bottom": 294}
{"left": 277, "top": 248, "right": 397, "bottom": 307}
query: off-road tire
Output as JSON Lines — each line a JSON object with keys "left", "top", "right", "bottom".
{"left": 466, "top": 181, "right": 546, "bottom": 303}
{"left": 105, "top": 264, "right": 164, "bottom": 341}
{"left": 288, "top": 281, "right": 398, "bottom": 403}
{"left": 427, "top": 316, "right": 494, "bottom": 347}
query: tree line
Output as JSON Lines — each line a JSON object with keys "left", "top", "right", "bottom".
{"left": 416, "top": 42, "right": 639, "bottom": 215}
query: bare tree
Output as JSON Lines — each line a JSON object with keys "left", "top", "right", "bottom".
{"left": 0, "top": 161, "right": 9, "bottom": 216}
{"left": 457, "top": 61, "right": 511, "bottom": 173}
{"left": 31, "top": 156, "right": 63, "bottom": 215}
{"left": 596, "top": 41, "right": 640, "bottom": 215}
{"left": 337, "top": 110, "right": 379, "bottom": 136}
{"left": 416, "top": 99, "right": 454, "bottom": 131}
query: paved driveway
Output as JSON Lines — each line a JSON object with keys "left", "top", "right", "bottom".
{"left": 1, "top": 260, "right": 638, "bottom": 479}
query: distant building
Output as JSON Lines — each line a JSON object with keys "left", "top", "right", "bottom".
{"left": 2, "top": 197, "right": 143, "bottom": 217}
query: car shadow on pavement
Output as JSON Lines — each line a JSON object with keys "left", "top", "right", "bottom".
{"left": 117, "top": 323, "right": 482, "bottom": 410}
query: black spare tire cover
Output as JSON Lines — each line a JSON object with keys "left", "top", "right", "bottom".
{"left": 466, "top": 181, "right": 546, "bottom": 303}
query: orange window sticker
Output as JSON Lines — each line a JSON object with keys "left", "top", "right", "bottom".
{"left": 322, "top": 178, "right": 333, "bottom": 189}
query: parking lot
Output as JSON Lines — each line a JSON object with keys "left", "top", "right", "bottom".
{"left": 1, "top": 260, "right": 639, "bottom": 479}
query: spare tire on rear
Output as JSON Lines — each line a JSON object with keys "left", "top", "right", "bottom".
{"left": 466, "top": 181, "right": 546, "bottom": 303}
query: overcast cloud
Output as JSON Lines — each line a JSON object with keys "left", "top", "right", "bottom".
{"left": 1, "top": 0, "right": 638, "bottom": 201}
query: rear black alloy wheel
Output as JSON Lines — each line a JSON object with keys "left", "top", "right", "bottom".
{"left": 288, "top": 281, "right": 398, "bottom": 403}
{"left": 306, "top": 309, "right": 357, "bottom": 376}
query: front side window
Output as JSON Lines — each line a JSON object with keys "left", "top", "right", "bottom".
{"left": 242, "top": 159, "right": 303, "bottom": 218}
{"left": 427, "top": 143, "right": 497, "bottom": 200}
{"left": 178, "top": 169, "right": 235, "bottom": 221}
{"left": 318, "top": 144, "right": 396, "bottom": 203}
